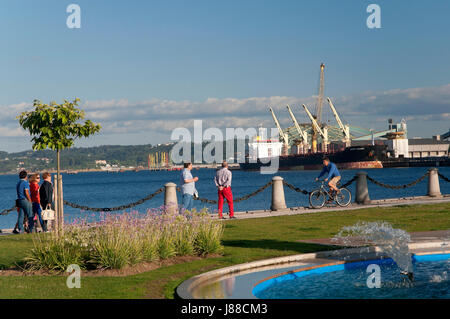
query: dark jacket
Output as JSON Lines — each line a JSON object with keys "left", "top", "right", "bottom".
{"left": 39, "top": 180, "right": 53, "bottom": 208}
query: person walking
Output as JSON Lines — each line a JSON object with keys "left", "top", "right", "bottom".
{"left": 15, "top": 170, "right": 33, "bottom": 234}
{"left": 180, "top": 162, "right": 198, "bottom": 212}
{"left": 214, "top": 161, "right": 235, "bottom": 219}
{"left": 29, "top": 174, "right": 47, "bottom": 232}
{"left": 39, "top": 172, "right": 53, "bottom": 231}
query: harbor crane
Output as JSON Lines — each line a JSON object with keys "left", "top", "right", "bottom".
{"left": 302, "top": 104, "right": 329, "bottom": 152}
{"left": 267, "top": 63, "right": 406, "bottom": 156}
{"left": 310, "top": 63, "right": 326, "bottom": 153}
{"left": 327, "top": 98, "right": 351, "bottom": 146}
{"left": 286, "top": 105, "right": 309, "bottom": 153}
{"left": 269, "top": 107, "right": 289, "bottom": 155}
{"left": 441, "top": 129, "right": 450, "bottom": 140}
{"left": 314, "top": 63, "right": 325, "bottom": 124}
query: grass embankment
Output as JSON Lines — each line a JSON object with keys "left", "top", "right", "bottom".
{"left": 0, "top": 203, "right": 449, "bottom": 298}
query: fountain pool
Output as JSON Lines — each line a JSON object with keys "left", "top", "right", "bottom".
{"left": 177, "top": 229, "right": 450, "bottom": 299}
{"left": 253, "top": 253, "right": 449, "bottom": 299}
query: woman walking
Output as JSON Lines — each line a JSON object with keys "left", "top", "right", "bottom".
{"left": 39, "top": 172, "right": 53, "bottom": 231}
{"left": 29, "top": 174, "right": 47, "bottom": 232}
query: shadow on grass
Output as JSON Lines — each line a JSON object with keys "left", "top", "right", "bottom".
{"left": 222, "top": 239, "right": 334, "bottom": 254}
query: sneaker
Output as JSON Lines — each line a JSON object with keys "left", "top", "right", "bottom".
{"left": 230, "top": 216, "right": 237, "bottom": 219}
{"left": 12, "top": 229, "right": 19, "bottom": 234}
{"left": 219, "top": 216, "right": 225, "bottom": 219}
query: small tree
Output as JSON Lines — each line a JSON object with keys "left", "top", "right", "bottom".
{"left": 18, "top": 98, "right": 101, "bottom": 232}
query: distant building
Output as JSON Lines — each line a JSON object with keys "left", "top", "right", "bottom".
{"left": 408, "top": 138, "right": 449, "bottom": 158}
{"left": 95, "top": 160, "right": 107, "bottom": 165}
{"left": 352, "top": 138, "right": 449, "bottom": 158}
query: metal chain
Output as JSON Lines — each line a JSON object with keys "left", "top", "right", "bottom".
{"left": 340, "top": 176, "right": 357, "bottom": 189}
{"left": 178, "top": 181, "right": 274, "bottom": 204}
{"left": 366, "top": 172, "right": 429, "bottom": 189}
{"left": 282, "top": 181, "right": 309, "bottom": 195}
{"left": 234, "top": 181, "right": 273, "bottom": 203}
{"left": 438, "top": 173, "right": 450, "bottom": 183}
{"left": 0, "top": 206, "right": 16, "bottom": 216}
{"left": 283, "top": 176, "right": 357, "bottom": 196}
{"left": 63, "top": 187, "right": 164, "bottom": 212}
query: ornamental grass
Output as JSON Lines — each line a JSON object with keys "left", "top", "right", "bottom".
{"left": 25, "top": 207, "right": 223, "bottom": 271}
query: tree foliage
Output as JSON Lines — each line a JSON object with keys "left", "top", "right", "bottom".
{"left": 17, "top": 98, "right": 101, "bottom": 151}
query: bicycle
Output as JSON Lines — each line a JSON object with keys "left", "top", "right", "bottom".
{"left": 309, "top": 180, "right": 352, "bottom": 208}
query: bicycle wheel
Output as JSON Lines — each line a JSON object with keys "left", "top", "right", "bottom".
{"left": 309, "top": 189, "right": 326, "bottom": 208}
{"left": 335, "top": 187, "right": 351, "bottom": 207}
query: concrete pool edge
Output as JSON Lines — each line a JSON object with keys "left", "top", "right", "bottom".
{"left": 176, "top": 241, "right": 449, "bottom": 299}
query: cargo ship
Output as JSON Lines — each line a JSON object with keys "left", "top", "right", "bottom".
{"left": 239, "top": 143, "right": 450, "bottom": 171}
{"left": 239, "top": 128, "right": 450, "bottom": 171}
{"left": 240, "top": 144, "right": 386, "bottom": 171}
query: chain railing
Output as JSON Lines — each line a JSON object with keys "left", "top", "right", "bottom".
{"left": 340, "top": 176, "right": 358, "bottom": 189}
{"left": 0, "top": 206, "right": 16, "bottom": 216}
{"left": 366, "top": 172, "right": 429, "bottom": 189}
{"left": 234, "top": 181, "right": 273, "bottom": 203}
{"left": 178, "top": 181, "right": 274, "bottom": 204}
{"left": 282, "top": 181, "right": 309, "bottom": 195}
{"left": 438, "top": 173, "right": 450, "bottom": 183}
{"left": 63, "top": 187, "right": 164, "bottom": 212}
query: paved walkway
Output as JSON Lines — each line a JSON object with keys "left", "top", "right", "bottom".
{"left": 225, "top": 194, "right": 450, "bottom": 220}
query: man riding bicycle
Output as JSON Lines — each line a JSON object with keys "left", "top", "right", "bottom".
{"left": 315, "top": 157, "right": 341, "bottom": 197}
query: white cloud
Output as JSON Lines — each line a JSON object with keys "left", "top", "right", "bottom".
{"left": 0, "top": 84, "right": 449, "bottom": 149}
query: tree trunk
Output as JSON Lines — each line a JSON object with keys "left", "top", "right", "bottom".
{"left": 56, "top": 149, "right": 63, "bottom": 235}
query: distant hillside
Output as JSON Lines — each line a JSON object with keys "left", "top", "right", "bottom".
{"left": 0, "top": 144, "right": 172, "bottom": 174}
{"left": 0, "top": 139, "right": 249, "bottom": 174}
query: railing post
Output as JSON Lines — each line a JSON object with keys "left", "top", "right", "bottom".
{"left": 271, "top": 176, "right": 287, "bottom": 211}
{"left": 355, "top": 172, "right": 371, "bottom": 204}
{"left": 164, "top": 182, "right": 178, "bottom": 213}
{"left": 427, "top": 168, "right": 442, "bottom": 197}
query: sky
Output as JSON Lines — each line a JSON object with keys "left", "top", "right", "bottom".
{"left": 1, "top": 0, "right": 449, "bottom": 152}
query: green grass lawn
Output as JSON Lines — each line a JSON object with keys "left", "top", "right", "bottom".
{"left": 0, "top": 203, "right": 449, "bottom": 298}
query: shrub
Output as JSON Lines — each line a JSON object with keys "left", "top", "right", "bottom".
{"left": 25, "top": 208, "right": 224, "bottom": 270}
{"left": 26, "top": 231, "right": 89, "bottom": 271}
{"left": 194, "top": 218, "right": 224, "bottom": 256}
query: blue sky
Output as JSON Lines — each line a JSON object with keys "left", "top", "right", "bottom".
{"left": 1, "top": 0, "right": 449, "bottom": 152}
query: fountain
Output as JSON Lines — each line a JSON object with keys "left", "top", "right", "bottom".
{"left": 332, "top": 221, "right": 414, "bottom": 281}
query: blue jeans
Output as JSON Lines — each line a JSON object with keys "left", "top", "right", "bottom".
{"left": 16, "top": 199, "right": 33, "bottom": 233}
{"left": 182, "top": 193, "right": 194, "bottom": 212}
{"left": 32, "top": 202, "right": 47, "bottom": 232}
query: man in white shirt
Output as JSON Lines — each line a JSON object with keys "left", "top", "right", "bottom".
{"left": 214, "top": 161, "right": 235, "bottom": 219}
{"left": 180, "top": 162, "right": 198, "bottom": 212}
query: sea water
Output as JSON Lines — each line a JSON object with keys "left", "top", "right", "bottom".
{"left": 0, "top": 166, "right": 449, "bottom": 229}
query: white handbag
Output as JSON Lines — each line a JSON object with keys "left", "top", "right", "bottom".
{"left": 42, "top": 204, "right": 55, "bottom": 221}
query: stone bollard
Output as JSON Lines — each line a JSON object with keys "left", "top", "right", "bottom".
{"left": 271, "top": 176, "right": 287, "bottom": 211}
{"left": 164, "top": 182, "right": 178, "bottom": 213}
{"left": 427, "top": 168, "right": 442, "bottom": 197}
{"left": 355, "top": 172, "right": 371, "bottom": 204}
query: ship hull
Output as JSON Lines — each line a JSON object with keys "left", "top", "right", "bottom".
{"left": 382, "top": 157, "right": 450, "bottom": 168}
{"left": 240, "top": 145, "right": 386, "bottom": 171}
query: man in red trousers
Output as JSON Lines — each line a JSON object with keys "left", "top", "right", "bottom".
{"left": 214, "top": 161, "right": 236, "bottom": 219}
